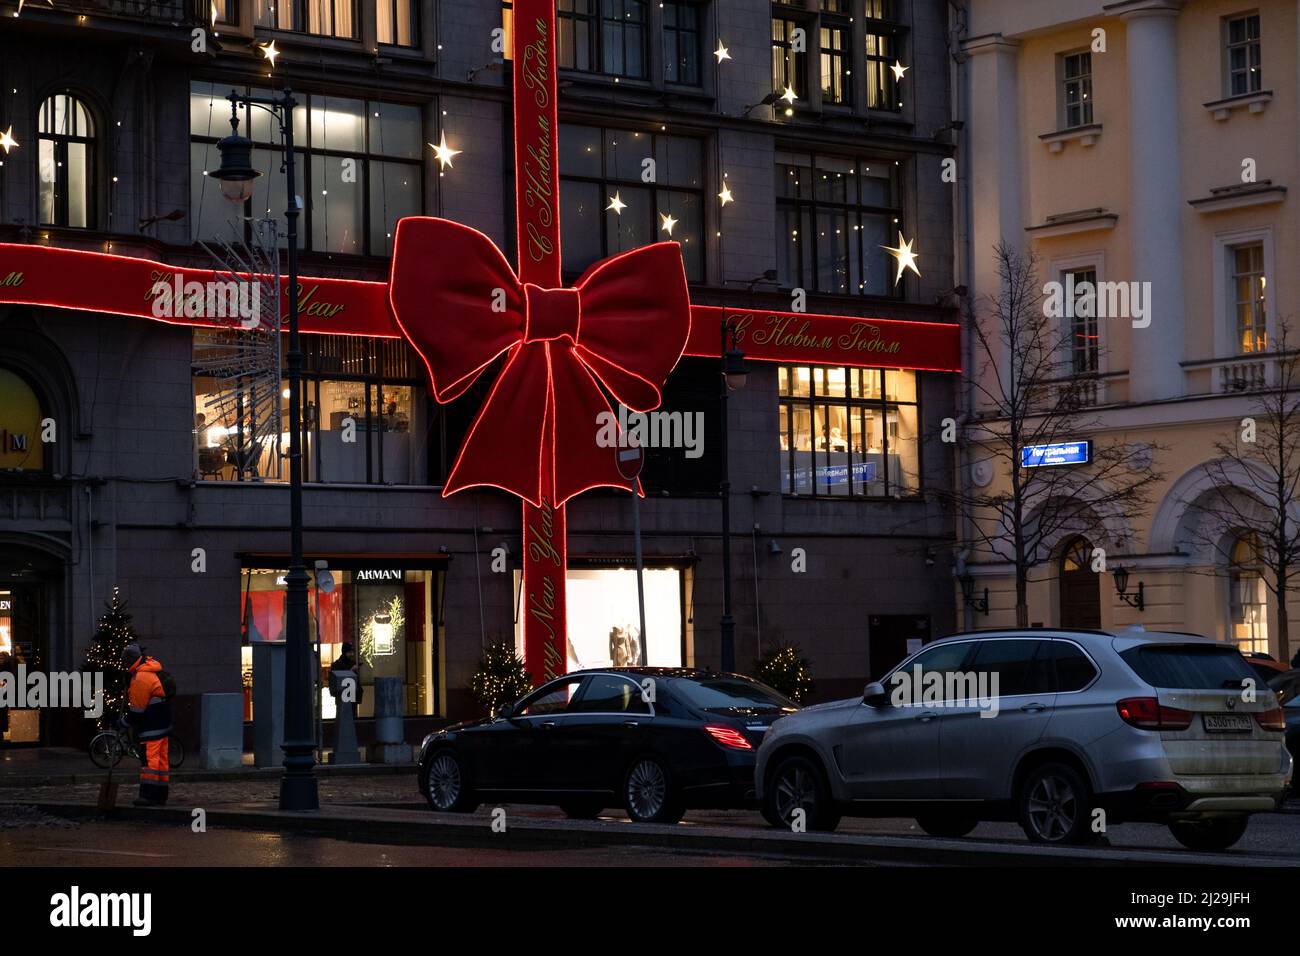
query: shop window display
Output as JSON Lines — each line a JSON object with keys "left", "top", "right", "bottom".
{"left": 778, "top": 366, "right": 920, "bottom": 497}
{"left": 514, "top": 567, "right": 687, "bottom": 671}
{"left": 240, "top": 567, "right": 439, "bottom": 720}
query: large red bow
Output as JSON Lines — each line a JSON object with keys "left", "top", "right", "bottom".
{"left": 388, "top": 218, "right": 691, "bottom": 506}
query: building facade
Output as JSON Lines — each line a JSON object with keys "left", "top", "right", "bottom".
{"left": 0, "top": 0, "right": 960, "bottom": 749}
{"left": 957, "top": 0, "right": 1299, "bottom": 662}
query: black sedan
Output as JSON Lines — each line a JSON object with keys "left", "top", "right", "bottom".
{"left": 417, "top": 668, "right": 799, "bottom": 823}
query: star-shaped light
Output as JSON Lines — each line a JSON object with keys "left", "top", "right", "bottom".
{"left": 780, "top": 85, "right": 798, "bottom": 106}
{"left": 714, "top": 42, "right": 731, "bottom": 63}
{"left": 429, "top": 131, "right": 461, "bottom": 170}
{"left": 660, "top": 212, "right": 678, "bottom": 236}
{"left": 259, "top": 40, "right": 280, "bottom": 68}
{"left": 210, "top": 1, "right": 218, "bottom": 26}
{"left": 881, "top": 232, "right": 920, "bottom": 285}
{"left": 16, "top": 0, "right": 55, "bottom": 15}
{"left": 605, "top": 191, "right": 627, "bottom": 215}
{"left": 718, "top": 184, "right": 733, "bottom": 206}
{"left": 890, "top": 60, "right": 909, "bottom": 82}
{"left": 0, "top": 126, "right": 17, "bottom": 154}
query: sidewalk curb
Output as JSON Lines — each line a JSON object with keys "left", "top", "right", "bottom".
{"left": 8, "top": 800, "right": 1292, "bottom": 867}
{"left": 0, "top": 764, "right": 418, "bottom": 789}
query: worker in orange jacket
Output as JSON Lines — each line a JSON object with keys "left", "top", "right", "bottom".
{"left": 122, "top": 644, "right": 172, "bottom": 806}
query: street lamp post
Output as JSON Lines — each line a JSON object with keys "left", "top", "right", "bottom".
{"left": 210, "top": 89, "right": 318, "bottom": 812}
{"left": 719, "top": 319, "right": 748, "bottom": 674}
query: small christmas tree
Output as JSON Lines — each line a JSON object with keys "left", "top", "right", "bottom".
{"left": 82, "top": 587, "right": 140, "bottom": 730}
{"left": 468, "top": 641, "right": 534, "bottom": 716}
{"left": 755, "top": 642, "right": 814, "bottom": 704}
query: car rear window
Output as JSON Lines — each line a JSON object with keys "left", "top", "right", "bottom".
{"left": 670, "top": 677, "right": 798, "bottom": 714}
{"left": 1119, "top": 644, "right": 1256, "bottom": 689}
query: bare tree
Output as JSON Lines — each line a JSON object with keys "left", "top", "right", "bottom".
{"left": 945, "top": 242, "right": 1163, "bottom": 627}
{"left": 1186, "top": 321, "right": 1300, "bottom": 665}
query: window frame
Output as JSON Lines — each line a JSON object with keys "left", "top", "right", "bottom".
{"left": 1223, "top": 11, "right": 1262, "bottom": 98}
{"left": 36, "top": 91, "right": 97, "bottom": 230}
{"left": 663, "top": 0, "right": 703, "bottom": 86}
{"left": 863, "top": 0, "right": 906, "bottom": 113}
{"left": 819, "top": 20, "right": 852, "bottom": 108}
{"left": 771, "top": 13, "right": 808, "bottom": 100}
{"left": 775, "top": 151, "right": 904, "bottom": 298}
{"left": 555, "top": 122, "right": 706, "bottom": 284}
{"left": 1228, "top": 535, "right": 1270, "bottom": 656}
{"left": 376, "top": 0, "right": 420, "bottom": 48}
{"left": 254, "top": 0, "right": 360, "bottom": 38}
{"left": 1059, "top": 50, "right": 1094, "bottom": 129}
{"left": 189, "top": 82, "right": 426, "bottom": 258}
{"left": 1211, "top": 226, "right": 1275, "bottom": 359}
{"left": 777, "top": 364, "right": 922, "bottom": 499}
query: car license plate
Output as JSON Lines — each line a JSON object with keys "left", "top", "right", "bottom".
{"left": 1202, "top": 714, "right": 1252, "bottom": 733}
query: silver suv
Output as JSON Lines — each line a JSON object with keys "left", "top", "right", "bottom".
{"left": 755, "top": 627, "right": 1292, "bottom": 851}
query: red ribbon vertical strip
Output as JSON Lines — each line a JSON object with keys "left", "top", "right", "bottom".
{"left": 514, "top": 0, "right": 568, "bottom": 683}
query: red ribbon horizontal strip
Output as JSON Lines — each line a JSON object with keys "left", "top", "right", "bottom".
{"left": 0, "top": 242, "right": 958, "bottom": 371}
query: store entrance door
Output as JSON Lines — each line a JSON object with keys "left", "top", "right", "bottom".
{"left": 1059, "top": 537, "right": 1101, "bottom": 630}
{"left": 0, "top": 581, "right": 49, "bottom": 745}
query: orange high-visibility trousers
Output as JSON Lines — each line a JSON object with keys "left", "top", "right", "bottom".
{"left": 139, "top": 736, "right": 170, "bottom": 804}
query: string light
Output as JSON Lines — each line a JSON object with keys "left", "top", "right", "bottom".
{"left": 882, "top": 232, "right": 921, "bottom": 284}
{"left": 429, "top": 131, "right": 460, "bottom": 170}
{"left": 714, "top": 41, "right": 731, "bottom": 63}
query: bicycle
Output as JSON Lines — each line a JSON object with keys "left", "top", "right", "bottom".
{"left": 89, "top": 722, "right": 186, "bottom": 770}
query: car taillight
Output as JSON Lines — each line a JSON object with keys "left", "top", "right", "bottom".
{"left": 704, "top": 724, "right": 752, "bottom": 750}
{"left": 1255, "top": 707, "right": 1286, "bottom": 732}
{"left": 1116, "top": 697, "right": 1193, "bottom": 730}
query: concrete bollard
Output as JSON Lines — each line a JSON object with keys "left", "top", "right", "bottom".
{"left": 327, "top": 669, "right": 362, "bottom": 765}
{"left": 252, "top": 642, "right": 285, "bottom": 768}
{"left": 368, "top": 675, "right": 412, "bottom": 764}
{"left": 199, "top": 692, "right": 244, "bottom": 769}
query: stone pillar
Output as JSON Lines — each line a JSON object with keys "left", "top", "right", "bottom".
{"left": 327, "top": 668, "right": 362, "bottom": 765}
{"left": 1108, "top": 0, "right": 1186, "bottom": 401}
{"left": 252, "top": 642, "right": 285, "bottom": 769}
{"left": 198, "top": 693, "right": 244, "bottom": 770}
{"left": 963, "top": 34, "right": 1022, "bottom": 403}
{"left": 368, "top": 675, "right": 411, "bottom": 764}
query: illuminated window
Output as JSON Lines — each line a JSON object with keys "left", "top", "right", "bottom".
{"left": 820, "top": 24, "right": 850, "bottom": 106}
{"left": 864, "top": 0, "right": 904, "bottom": 112}
{"left": 37, "top": 92, "right": 96, "bottom": 229}
{"left": 254, "top": 0, "right": 357, "bottom": 38}
{"left": 1225, "top": 13, "right": 1262, "bottom": 97}
{"left": 190, "top": 82, "right": 423, "bottom": 256}
{"left": 1231, "top": 242, "right": 1267, "bottom": 354}
{"left": 0, "top": 368, "right": 46, "bottom": 472}
{"left": 775, "top": 152, "right": 901, "bottom": 297}
{"left": 771, "top": 16, "right": 806, "bottom": 99}
{"left": 376, "top": 0, "right": 418, "bottom": 46}
{"left": 1229, "top": 536, "right": 1269, "bottom": 655}
{"left": 778, "top": 366, "right": 920, "bottom": 497}
{"left": 241, "top": 565, "right": 441, "bottom": 718}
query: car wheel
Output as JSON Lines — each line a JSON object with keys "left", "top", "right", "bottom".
{"left": 559, "top": 800, "right": 605, "bottom": 820}
{"left": 764, "top": 755, "right": 841, "bottom": 832}
{"left": 1168, "top": 815, "right": 1250, "bottom": 852}
{"left": 915, "top": 814, "right": 979, "bottom": 838}
{"left": 423, "top": 750, "right": 478, "bottom": 813}
{"left": 624, "top": 756, "right": 684, "bottom": 824}
{"left": 1017, "top": 762, "right": 1092, "bottom": 845}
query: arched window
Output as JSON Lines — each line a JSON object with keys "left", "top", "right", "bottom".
{"left": 38, "top": 92, "right": 96, "bottom": 228}
{"left": 1228, "top": 536, "right": 1269, "bottom": 654}
{"left": 0, "top": 367, "right": 47, "bottom": 472}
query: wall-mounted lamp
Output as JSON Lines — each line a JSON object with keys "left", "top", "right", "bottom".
{"left": 959, "top": 572, "right": 989, "bottom": 616}
{"left": 768, "top": 539, "right": 782, "bottom": 556}
{"left": 1113, "top": 566, "right": 1145, "bottom": 611}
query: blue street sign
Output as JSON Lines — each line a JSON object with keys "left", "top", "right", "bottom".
{"left": 1021, "top": 441, "right": 1091, "bottom": 468}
